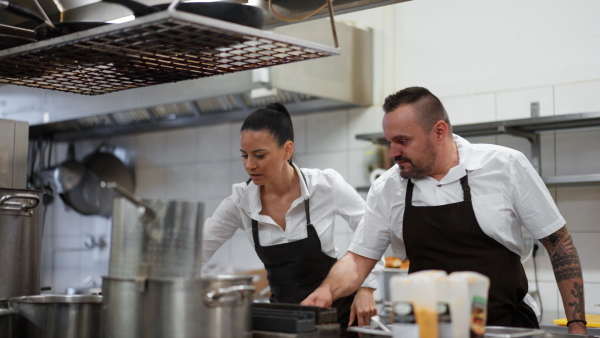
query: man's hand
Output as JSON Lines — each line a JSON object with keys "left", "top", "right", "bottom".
{"left": 348, "top": 287, "right": 377, "bottom": 327}
{"left": 301, "top": 285, "right": 334, "bottom": 308}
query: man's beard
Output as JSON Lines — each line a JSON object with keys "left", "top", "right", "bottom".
{"left": 395, "top": 143, "right": 436, "bottom": 179}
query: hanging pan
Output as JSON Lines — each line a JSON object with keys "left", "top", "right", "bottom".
{"left": 102, "top": 0, "right": 267, "bottom": 29}
{"left": 61, "top": 144, "right": 135, "bottom": 217}
{"left": 0, "top": 0, "right": 112, "bottom": 40}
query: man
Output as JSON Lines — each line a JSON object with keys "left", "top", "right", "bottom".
{"left": 302, "top": 87, "right": 587, "bottom": 334}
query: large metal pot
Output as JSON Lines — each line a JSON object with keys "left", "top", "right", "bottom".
{"left": 0, "top": 308, "right": 16, "bottom": 338}
{"left": 198, "top": 275, "right": 255, "bottom": 338}
{"left": 101, "top": 277, "right": 145, "bottom": 338}
{"left": 9, "top": 294, "right": 102, "bottom": 338}
{"left": 0, "top": 189, "right": 43, "bottom": 301}
{"left": 102, "top": 275, "right": 255, "bottom": 338}
{"left": 108, "top": 196, "right": 203, "bottom": 279}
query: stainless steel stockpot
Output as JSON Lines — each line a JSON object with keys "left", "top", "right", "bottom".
{"left": 0, "top": 308, "right": 16, "bottom": 338}
{"left": 9, "top": 294, "right": 102, "bottom": 338}
{"left": 102, "top": 275, "right": 255, "bottom": 338}
{"left": 109, "top": 197, "right": 204, "bottom": 279}
{"left": 0, "top": 189, "right": 43, "bottom": 301}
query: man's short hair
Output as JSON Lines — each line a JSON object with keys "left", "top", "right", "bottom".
{"left": 383, "top": 86, "right": 452, "bottom": 133}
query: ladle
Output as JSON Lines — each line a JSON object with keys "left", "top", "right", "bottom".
{"left": 100, "top": 181, "right": 155, "bottom": 223}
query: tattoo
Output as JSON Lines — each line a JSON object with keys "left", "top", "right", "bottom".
{"left": 568, "top": 282, "right": 585, "bottom": 321}
{"left": 539, "top": 227, "right": 583, "bottom": 282}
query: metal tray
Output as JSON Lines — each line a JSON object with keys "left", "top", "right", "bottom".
{"left": 0, "top": 10, "right": 339, "bottom": 95}
{"left": 484, "top": 326, "right": 546, "bottom": 337}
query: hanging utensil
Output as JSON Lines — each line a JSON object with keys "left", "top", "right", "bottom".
{"left": 1, "top": 0, "right": 111, "bottom": 40}
{"left": 59, "top": 144, "right": 134, "bottom": 217}
{"left": 100, "top": 181, "right": 155, "bottom": 223}
{"left": 54, "top": 145, "right": 86, "bottom": 194}
{"left": 102, "top": 0, "right": 267, "bottom": 29}
{"left": 0, "top": 23, "right": 36, "bottom": 50}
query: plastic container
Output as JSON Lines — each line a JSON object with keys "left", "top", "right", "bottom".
{"left": 449, "top": 271, "right": 490, "bottom": 338}
{"left": 389, "top": 270, "right": 447, "bottom": 338}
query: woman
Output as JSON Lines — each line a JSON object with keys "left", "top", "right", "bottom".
{"left": 202, "top": 103, "right": 382, "bottom": 336}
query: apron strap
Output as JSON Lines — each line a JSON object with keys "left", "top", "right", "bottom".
{"left": 298, "top": 169, "right": 311, "bottom": 226}
{"left": 460, "top": 173, "right": 472, "bottom": 202}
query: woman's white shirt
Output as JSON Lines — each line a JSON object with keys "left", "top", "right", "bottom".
{"left": 202, "top": 164, "right": 382, "bottom": 289}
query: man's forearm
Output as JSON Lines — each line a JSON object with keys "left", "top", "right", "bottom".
{"left": 324, "top": 252, "right": 378, "bottom": 301}
{"left": 539, "top": 225, "right": 586, "bottom": 333}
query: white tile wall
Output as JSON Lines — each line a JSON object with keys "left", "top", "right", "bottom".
{"left": 196, "top": 123, "right": 232, "bottom": 163}
{"left": 496, "top": 87, "right": 555, "bottom": 119}
{"left": 305, "top": 110, "right": 348, "bottom": 153}
{"left": 555, "top": 80, "right": 600, "bottom": 115}
{"left": 572, "top": 233, "right": 600, "bottom": 283}
{"left": 303, "top": 152, "right": 349, "bottom": 179}
{"left": 347, "top": 107, "right": 386, "bottom": 150}
{"left": 164, "top": 164, "right": 199, "bottom": 200}
{"left": 135, "top": 131, "right": 167, "bottom": 166}
{"left": 442, "top": 94, "right": 496, "bottom": 125}
{"left": 134, "top": 167, "right": 167, "bottom": 198}
{"left": 554, "top": 129, "right": 600, "bottom": 176}
{"left": 228, "top": 121, "right": 244, "bottom": 160}
{"left": 291, "top": 115, "right": 308, "bottom": 157}
{"left": 165, "top": 127, "right": 199, "bottom": 165}
{"left": 585, "top": 283, "right": 600, "bottom": 315}
{"left": 556, "top": 187, "right": 600, "bottom": 232}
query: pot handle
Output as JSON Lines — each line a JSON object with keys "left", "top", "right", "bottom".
{"left": 203, "top": 285, "right": 255, "bottom": 307}
{"left": 100, "top": 181, "right": 156, "bottom": 221}
{"left": 0, "top": 193, "right": 41, "bottom": 211}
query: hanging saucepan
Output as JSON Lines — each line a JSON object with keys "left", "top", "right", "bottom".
{"left": 0, "top": 0, "right": 112, "bottom": 40}
{"left": 102, "top": 0, "right": 267, "bottom": 29}
{"left": 37, "top": 143, "right": 86, "bottom": 194}
{"left": 62, "top": 144, "right": 135, "bottom": 217}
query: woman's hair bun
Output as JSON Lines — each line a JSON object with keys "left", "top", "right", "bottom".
{"left": 266, "top": 102, "right": 290, "bottom": 117}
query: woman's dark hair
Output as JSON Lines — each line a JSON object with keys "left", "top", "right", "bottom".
{"left": 241, "top": 102, "right": 294, "bottom": 147}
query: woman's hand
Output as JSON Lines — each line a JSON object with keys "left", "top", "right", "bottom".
{"left": 349, "top": 287, "right": 377, "bottom": 327}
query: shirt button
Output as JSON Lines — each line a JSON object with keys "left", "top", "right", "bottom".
{"left": 437, "top": 184, "right": 442, "bottom": 187}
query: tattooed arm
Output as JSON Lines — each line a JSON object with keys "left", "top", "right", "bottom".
{"left": 539, "top": 225, "right": 586, "bottom": 335}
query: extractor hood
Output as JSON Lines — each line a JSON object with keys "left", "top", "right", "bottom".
{"left": 0, "top": 19, "right": 373, "bottom": 140}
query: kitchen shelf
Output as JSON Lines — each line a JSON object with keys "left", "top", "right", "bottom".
{"left": 0, "top": 10, "right": 339, "bottom": 95}
{"left": 355, "top": 112, "right": 600, "bottom": 188}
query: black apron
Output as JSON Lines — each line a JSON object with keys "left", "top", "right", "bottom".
{"left": 402, "top": 173, "right": 539, "bottom": 329}
{"left": 250, "top": 170, "right": 358, "bottom": 337}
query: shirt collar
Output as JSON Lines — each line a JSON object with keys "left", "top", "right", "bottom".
{"left": 454, "top": 133, "right": 483, "bottom": 171}
{"left": 239, "top": 162, "right": 309, "bottom": 215}
{"left": 419, "top": 134, "right": 482, "bottom": 185}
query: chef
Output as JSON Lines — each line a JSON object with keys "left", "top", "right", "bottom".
{"left": 302, "top": 86, "right": 587, "bottom": 335}
{"left": 202, "top": 102, "right": 384, "bottom": 337}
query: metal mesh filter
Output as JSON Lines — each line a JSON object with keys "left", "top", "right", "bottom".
{"left": 0, "top": 11, "right": 339, "bottom": 96}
